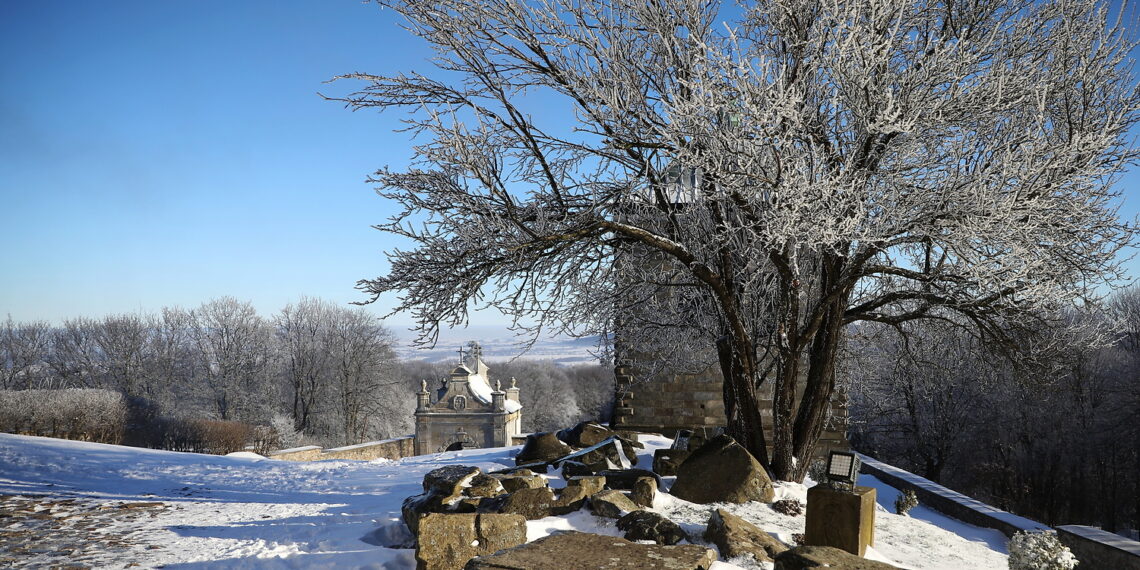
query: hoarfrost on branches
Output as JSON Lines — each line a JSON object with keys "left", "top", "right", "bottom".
{"left": 334, "top": 0, "right": 1139, "bottom": 480}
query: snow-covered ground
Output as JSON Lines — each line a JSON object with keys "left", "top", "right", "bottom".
{"left": 0, "top": 433, "right": 1009, "bottom": 569}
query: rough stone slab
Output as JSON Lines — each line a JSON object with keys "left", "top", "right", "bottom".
{"left": 704, "top": 508, "right": 788, "bottom": 562}
{"left": 424, "top": 465, "right": 482, "bottom": 497}
{"left": 773, "top": 545, "right": 899, "bottom": 569}
{"left": 494, "top": 487, "right": 557, "bottom": 520}
{"left": 463, "top": 532, "right": 718, "bottom": 569}
{"left": 495, "top": 475, "right": 546, "bottom": 493}
{"left": 566, "top": 475, "right": 606, "bottom": 496}
{"left": 415, "top": 513, "right": 527, "bottom": 570}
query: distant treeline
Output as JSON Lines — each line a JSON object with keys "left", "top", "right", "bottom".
{"left": 848, "top": 286, "right": 1140, "bottom": 536}
{"left": 0, "top": 296, "right": 612, "bottom": 451}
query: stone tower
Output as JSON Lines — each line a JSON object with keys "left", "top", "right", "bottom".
{"left": 414, "top": 341, "right": 522, "bottom": 455}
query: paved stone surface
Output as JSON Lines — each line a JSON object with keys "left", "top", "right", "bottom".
{"left": 0, "top": 494, "right": 168, "bottom": 569}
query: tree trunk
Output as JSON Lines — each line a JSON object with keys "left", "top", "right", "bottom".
{"left": 718, "top": 335, "right": 769, "bottom": 468}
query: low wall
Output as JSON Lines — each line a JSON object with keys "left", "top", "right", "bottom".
{"left": 270, "top": 436, "right": 416, "bottom": 462}
{"left": 856, "top": 453, "right": 1048, "bottom": 538}
{"left": 1057, "top": 525, "right": 1140, "bottom": 570}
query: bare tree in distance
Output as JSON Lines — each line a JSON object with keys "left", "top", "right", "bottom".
{"left": 334, "top": 0, "right": 1137, "bottom": 480}
{"left": 1, "top": 316, "right": 51, "bottom": 390}
{"left": 47, "top": 318, "right": 100, "bottom": 390}
{"left": 187, "top": 297, "right": 274, "bottom": 422}
{"left": 275, "top": 297, "right": 334, "bottom": 433}
{"left": 94, "top": 313, "right": 150, "bottom": 399}
{"left": 326, "top": 307, "right": 399, "bottom": 445}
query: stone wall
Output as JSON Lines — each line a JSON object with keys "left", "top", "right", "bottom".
{"left": 414, "top": 410, "right": 521, "bottom": 455}
{"left": 612, "top": 360, "right": 849, "bottom": 462}
{"left": 1057, "top": 525, "right": 1140, "bottom": 570}
{"left": 857, "top": 453, "right": 1048, "bottom": 538}
{"left": 270, "top": 436, "right": 416, "bottom": 462}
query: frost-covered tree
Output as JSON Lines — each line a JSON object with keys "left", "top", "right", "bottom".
{"left": 94, "top": 313, "right": 151, "bottom": 399}
{"left": 1, "top": 317, "right": 51, "bottom": 390}
{"left": 187, "top": 297, "right": 274, "bottom": 422}
{"left": 275, "top": 297, "right": 335, "bottom": 433}
{"left": 325, "top": 307, "right": 398, "bottom": 445}
{"left": 337, "top": 0, "right": 1138, "bottom": 480}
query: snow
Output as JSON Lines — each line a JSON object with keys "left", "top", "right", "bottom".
{"left": 858, "top": 453, "right": 1048, "bottom": 534}
{"left": 0, "top": 432, "right": 1011, "bottom": 569}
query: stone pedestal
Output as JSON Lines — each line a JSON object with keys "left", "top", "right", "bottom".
{"left": 805, "top": 485, "right": 876, "bottom": 556}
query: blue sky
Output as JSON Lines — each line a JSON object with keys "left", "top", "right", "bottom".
{"left": 1, "top": 0, "right": 429, "bottom": 324}
{"left": 1, "top": 0, "right": 1139, "bottom": 327}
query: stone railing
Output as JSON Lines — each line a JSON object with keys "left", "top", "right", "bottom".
{"left": 856, "top": 453, "right": 1048, "bottom": 538}
{"left": 1057, "top": 525, "right": 1140, "bottom": 569}
{"left": 270, "top": 435, "right": 416, "bottom": 462}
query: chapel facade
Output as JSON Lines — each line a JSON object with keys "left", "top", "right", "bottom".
{"left": 413, "top": 342, "right": 522, "bottom": 455}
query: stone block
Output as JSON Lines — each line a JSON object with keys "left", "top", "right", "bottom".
{"left": 774, "top": 545, "right": 899, "bottom": 569}
{"left": 415, "top": 513, "right": 527, "bottom": 570}
{"left": 589, "top": 489, "right": 640, "bottom": 518}
{"left": 566, "top": 475, "right": 606, "bottom": 496}
{"left": 631, "top": 476, "right": 656, "bottom": 508}
{"left": 463, "top": 532, "right": 717, "bottom": 569}
{"left": 804, "top": 486, "right": 876, "bottom": 557}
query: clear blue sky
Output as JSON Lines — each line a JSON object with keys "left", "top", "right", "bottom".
{"left": 1, "top": 1, "right": 1138, "bottom": 326}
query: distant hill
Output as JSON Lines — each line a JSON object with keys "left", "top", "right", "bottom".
{"left": 390, "top": 324, "right": 605, "bottom": 366}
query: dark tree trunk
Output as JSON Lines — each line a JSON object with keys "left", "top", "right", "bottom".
{"left": 718, "top": 335, "right": 769, "bottom": 467}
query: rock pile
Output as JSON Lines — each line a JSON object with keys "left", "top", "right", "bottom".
{"left": 400, "top": 421, "right": 895, "bottom": 570}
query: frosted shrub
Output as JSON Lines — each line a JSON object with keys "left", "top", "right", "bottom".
{"left": 807, "top": 459, "right": 828, "bottom": 485}
{"left": 1008, "top": 531, "right": 1078, "bottom": 570}
{"left": 895, "top": 489, "right": 919, "bottom": 515}
{"left": 0, "top": 389, "right": 125, "bottom": 443}
{"left": 268, "top": 413, "right": 303, "bottom": 449}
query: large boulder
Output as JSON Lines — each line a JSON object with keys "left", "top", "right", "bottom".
{"left": 414, "top": 513, "right": 527, "bottom": 570}
{"left": 515, "top": 432, "right": 573, "bottom": 466}
{"left": 616, "top": 510, "right": 688, "bottom": 545}
{"left": 773, "top": 546, "right": 900, "bottom": 569}
{"left": 589, "top": 489, "right": 641, "bottom": 518}
{"left": 669, "top": 435, "right": 775, "bottom": 504}
{"left": 463, "top": 532, "right": 718, "bottom": 569}
{"left": 704, "top": 508, "right": 789, "bottom": 563}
